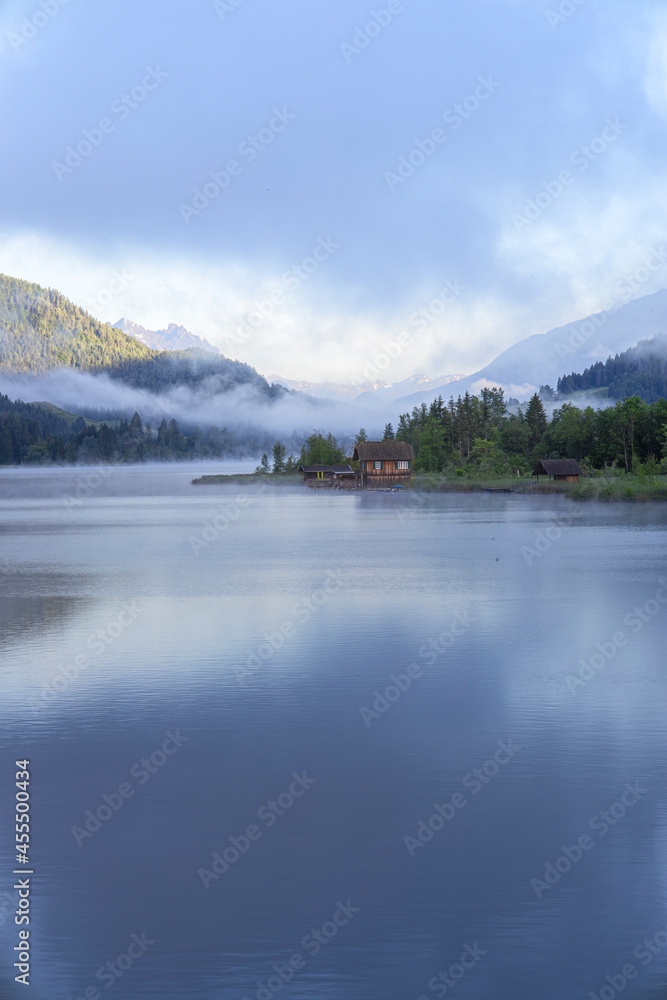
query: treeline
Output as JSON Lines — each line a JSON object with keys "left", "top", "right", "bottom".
{"left": 557, "top": 336, "right": 667, "bottom": 403}
{"left": 105, "top": 349, "right": 284, "bottom": 400}
{"left": 0, "top": 396, "right": 273, "bottom": 465}
{"left": 394, "top": 389, "right": 667, "bottom": 474}
{"left": 256, "top": 433, "right": 345, "bottom": 473}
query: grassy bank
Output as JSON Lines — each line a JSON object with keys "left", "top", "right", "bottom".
{"left": 412, "top": 473, "right": 667, "bottom": 502}
{"left": 192, "top": 473, "right": 301, "bottom": 486}
{"left": 192, "top": 472, "right": 667, "bottom": 502}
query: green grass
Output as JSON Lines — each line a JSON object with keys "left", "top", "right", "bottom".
{"left": 29, "top": 401, "right": 103, "bottom": 428}
{"left": 412, "top": 473, "right": 667, "bottom": 502}
{"left": 192, "top": 473, "right": 301, "bottom": 485}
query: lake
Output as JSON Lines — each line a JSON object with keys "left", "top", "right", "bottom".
{"left": 1, "top": 463, "right": 666, "bottom": 1000}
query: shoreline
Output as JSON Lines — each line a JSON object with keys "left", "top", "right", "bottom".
{"left": 191, "top": 473, "right": 667, "bottom": 503}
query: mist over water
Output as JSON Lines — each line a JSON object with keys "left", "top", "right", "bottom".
{"left": 0, "top": 464, "right": 666, "bottom": 999}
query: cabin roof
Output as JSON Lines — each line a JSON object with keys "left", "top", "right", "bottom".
{"left": 299, "top": 464, "right": 355, "bottom": 474}
{"left": 532, "top": 459, "right": 582, "bottom": 476}
{"left": 352, "top": 441, "right": 414, "bottom": 461}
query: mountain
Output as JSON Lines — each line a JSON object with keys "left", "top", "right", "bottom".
{"left": 557, "top": 334, "right": 667, "bottom": 403}
{"left": 268, "top": 372, "right": 464, "bottom": 403}
{"left": 0, "top": 273, "right": 286, "bottom": 405}
{"left": 0, "top": 273, "right": 151, "bottom": 372}
{"left": 393, "top": 288, "right": 667, "bottom": 409}
{"left": 113, "top": 317, "right": 220, "bottom": 355}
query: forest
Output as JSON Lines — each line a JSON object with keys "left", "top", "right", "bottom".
{"left": 0, "top": 396, "right": 274, "bottom": 465}
{"left": 283, "top": 388, "right": 667, "bottom": 477}
{"left": 557, "top": 335, "right": 667, "bottom": 403}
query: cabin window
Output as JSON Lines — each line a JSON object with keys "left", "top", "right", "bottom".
{"left": 373, "top": 461, "right": 382, "bottom": 470}
{"left": 361, "top": 461, "right": 366, "bottom": 470}
{"left": 396, "top": 460, "right": 409, "bottom": 470}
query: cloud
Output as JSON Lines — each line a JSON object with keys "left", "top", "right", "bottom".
{"left": 643, "top": 10, "right": 667, "bottom": 117}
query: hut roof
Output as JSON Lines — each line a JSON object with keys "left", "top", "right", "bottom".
{"left": 532, "top": 459, "right": 582, "bottom": 476}
{"left": 299, "top": 464, "right": 355, "bottom": 474}
{"left": 352, "top": 441, "right": 414, "bottom": 461}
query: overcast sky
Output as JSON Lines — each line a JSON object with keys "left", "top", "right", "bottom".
{"left": 1, "top": 0, "right": 666, "bottom": 382}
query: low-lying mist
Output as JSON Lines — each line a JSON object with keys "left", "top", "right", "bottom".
{"left": 0, "top": 368, "right": 396, "bottom": 454}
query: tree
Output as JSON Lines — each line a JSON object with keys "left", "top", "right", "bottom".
{"left": 354, "top": 428, "right": 367, "bottom": 445}
{"left": 300, "top": 433, "right": 345, "bottom": 466}
{"left": 525, "top": 393, "right": 548, "bottom": 448}
{"left": 256, "top": 453, "right": 269, "bottom": 473}
{"left": 383, "top": 423, "right": 394, "bottom": 440}
{"left": 129, "top": 412, "right": 143, "bottom": 437}
{"left": 271, "top": 440, "right": 286, "bottom": 474}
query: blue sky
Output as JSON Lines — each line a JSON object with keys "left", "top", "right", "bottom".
{"left": 1, "top": 0, "right": 666, "bottom": 381}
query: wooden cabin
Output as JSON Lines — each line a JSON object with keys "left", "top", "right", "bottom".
{"left": 352, "top": 441, "right": 414, "bottom": 488}
{"left": 299, "top": 464, "right": 358, "bottom": 488}
{"left": 532, "top": 459, "right": 582, "bottom": 483}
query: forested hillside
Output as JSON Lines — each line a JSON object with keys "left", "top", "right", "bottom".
{"left": 0, "top": 274, "right": 152, "bottom": 372}
{"left": 557, "top": 335, "right": 667, "bottom": 402}
{"left": 0, "top": 274, "right": 284, "bottom": 401}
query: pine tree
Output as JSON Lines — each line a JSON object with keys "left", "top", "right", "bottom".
{"left": 525, "top": 393, "right": 548, "bottom": 447}
{"left": 272, "top": 440, "right": 286, "bottom": 474}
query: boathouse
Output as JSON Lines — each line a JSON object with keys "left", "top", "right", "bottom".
{"left": 299, "top": 464, "right": 358, "bottom": 487}
{"left": 352, "top": 441, "right": 414, "bottom": 488}
{"left": 532, "top": 459, "right": 582, "bottom": 483}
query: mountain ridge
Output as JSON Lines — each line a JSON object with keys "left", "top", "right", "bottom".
{"left": 113, "top": 317, "right": 220, "bottom": 355}
{"left": 392, "top": 288, "right": 667, "bottom": 408}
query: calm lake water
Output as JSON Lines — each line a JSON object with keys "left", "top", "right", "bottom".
{"left": 1, "top": 463, "right": 666, "bottom": 1000}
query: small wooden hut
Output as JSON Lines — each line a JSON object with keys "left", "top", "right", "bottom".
{"left": 532, "top": 459, "right": 582, "bottom": 482}
{"left": 352, "top": 441, "right": 414, "bottom": 488}
{"left": 299, "top": 464, "right": 358, "bottom": 488}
